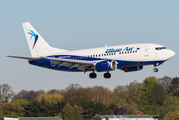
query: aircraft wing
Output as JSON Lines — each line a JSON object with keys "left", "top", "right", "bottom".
{"left": 41, "top": 57, "right": 95, "bottom": 71}
{"left": 6, "top": 55, "right": 41, "bottom": 60}
{"left": 7, "top": 55, "right": 96, "bottom": 71}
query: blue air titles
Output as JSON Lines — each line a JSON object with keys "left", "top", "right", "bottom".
{"left": 105, "top": 47, "right": 136, "bottom": 53}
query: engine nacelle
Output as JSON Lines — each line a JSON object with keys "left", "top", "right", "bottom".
{"left": 123, "top": 66, "right": 143, "bottom": 72}
{"left": 95, "top": 60, "right": 117, "bottom": 72}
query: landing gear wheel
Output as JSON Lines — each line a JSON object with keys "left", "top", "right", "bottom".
{"left": 153, "top": 68, "right": 158, "bottom": 72}
{"left": 89, "top": 72, "right": 97, "bottom": 79}
{"left": 104, "top": 72, "right": 111, "bottom": 79}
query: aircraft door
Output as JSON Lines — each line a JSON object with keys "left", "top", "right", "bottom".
{"left": 144, "top": 46, "right": 149, "bottom": 57}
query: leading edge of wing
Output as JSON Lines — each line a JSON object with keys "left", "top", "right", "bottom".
{"left": 6, "top": 55, "right": 41, "bottom": 60}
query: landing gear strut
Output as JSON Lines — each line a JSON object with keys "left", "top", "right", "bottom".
{"left": 153, "top": 67, "right": 158, "bottom": 72}
{"left": 89, "top": 72, "right": 97, "bottom": 79}
{"left": 104, "top": 71, "right": 111, "bottom": 79}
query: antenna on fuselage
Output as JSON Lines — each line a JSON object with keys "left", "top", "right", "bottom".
{"left": 105, "top": 44, "right": 107, "bottom": 47}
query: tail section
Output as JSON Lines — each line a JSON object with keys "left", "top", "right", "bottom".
{"left": 22, "top": 22, "right": 67, "bottom": 57}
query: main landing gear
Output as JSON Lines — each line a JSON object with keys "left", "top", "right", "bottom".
{"left": 104, "top": 71, "right": 111, "bottom": 79}
{"left": 89, "top": 71, "right": 111, "bottom": 79}
{"left": 89, "top": 72, "right": 97, "bottom": 79}
{"left": 153, "top": 67, "right": 158, "bottom": 72}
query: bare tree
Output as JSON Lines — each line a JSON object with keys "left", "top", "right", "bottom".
{"left": 128, "top": 80, "right": 141, "bottom": 101}
{"left": 0, "top": 84, "right": 15, "bottom": 103}
{"left": 60, "top": 83, "right": 82, "bottom": 95}
{"left": 47, "top": 89, "right": 61, "bottom": 94}
{"left": 158, "top": 76, "right": 172, "bottom": 92}
{"left": 12, "top": 89, "right": 45, "bottom": 102}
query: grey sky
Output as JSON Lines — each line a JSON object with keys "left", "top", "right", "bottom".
{"left": 1, "top": 0, "right": 178, "bottom": 93}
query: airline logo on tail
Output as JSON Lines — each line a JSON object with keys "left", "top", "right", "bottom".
{"left": 28, "top": 30, "right": 38, "bottom": 49}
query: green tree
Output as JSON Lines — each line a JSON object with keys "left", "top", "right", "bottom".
{"left": 23, "top": 99, "right": 54, "bottom": 117}
{"left": 35, "top": 92, "right": 63, "bottom": 104}
{"left": 164, "top": 105, "right": 179, "bottom": 120}
{"left": 74, "top": 104, "right": 83, "bottom": 120}
{"left": 159, "top": 96, "right": 179, "bottom": 119}
{"left": 62, "top": 103, "right": 75, "bottom": 120}
{"left": 13, "top": 99, "right": 28, "bottom": 105}
{"left": 134, "top": 76, "right": 159, "bottom": 106}
{"left": 163, "top": 96, "right": 179, "bottom": 108}
{"left": 52, "top": 101, "right": 67, "bottom": 117}
{"left": 151, "top": 83, "right": 168, "bottom": 106}
{"left": 143, "top": 105, "right": 159, "bottom": 115}
{"left": 78, "top": 100, "right": 111, "bottom": 119}
{"left": 0, "top": 102, "right": 24, "bottom": 119}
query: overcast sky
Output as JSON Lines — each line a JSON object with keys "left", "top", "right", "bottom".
{"left": 1, "top": 0, "right": 178, "bottom": 93}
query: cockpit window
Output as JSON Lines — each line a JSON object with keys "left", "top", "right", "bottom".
{"left": 155, "top": 47, "right": 167, "bottom": 50}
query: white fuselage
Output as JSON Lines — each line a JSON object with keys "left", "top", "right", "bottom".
{"left": 49, "top": 43, "right": 175, "bottom": 63}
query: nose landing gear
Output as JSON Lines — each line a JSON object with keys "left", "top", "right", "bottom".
{"left": 153, "top": 67, "right": 158, "bottom": 72}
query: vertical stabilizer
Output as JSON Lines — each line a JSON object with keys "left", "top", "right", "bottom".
{"left": 22, "top": 22, "right": 67, "bottom": 57}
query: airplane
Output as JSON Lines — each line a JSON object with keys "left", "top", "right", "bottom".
{"left": 7, "top": 22, "right": 175, "bottom": 79}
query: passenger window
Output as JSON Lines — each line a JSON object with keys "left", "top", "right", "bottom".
{"left": 114, "top": 53, "right": 116, "bottom": 55}
{"left": 104, "top": 54, "right": 106, "bottom": 56}
{"left": 111, "top": 53, "right": 113, "bottom": 55}
{"left": 135, "top": 50, "right": 137, "bottom": 53}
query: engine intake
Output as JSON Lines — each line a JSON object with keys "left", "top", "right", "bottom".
{"left": 95, "top": 60, "right": 117, "bottom": 72}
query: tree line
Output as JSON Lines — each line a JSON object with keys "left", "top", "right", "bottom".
{"left": 0, "top": 76, "right": 179, "bottom": 120}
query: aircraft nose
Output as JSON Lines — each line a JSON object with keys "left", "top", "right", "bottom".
{"left": 169, "top": 50, "right": 175, "bottom": 59}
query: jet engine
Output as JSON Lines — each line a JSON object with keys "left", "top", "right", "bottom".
{"left": 95, "top": 60, "right": 117, "bottom": 72}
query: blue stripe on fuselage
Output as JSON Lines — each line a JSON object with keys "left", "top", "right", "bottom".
{"left": 28, "top": 55, "right": 165, "bottom": 72}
